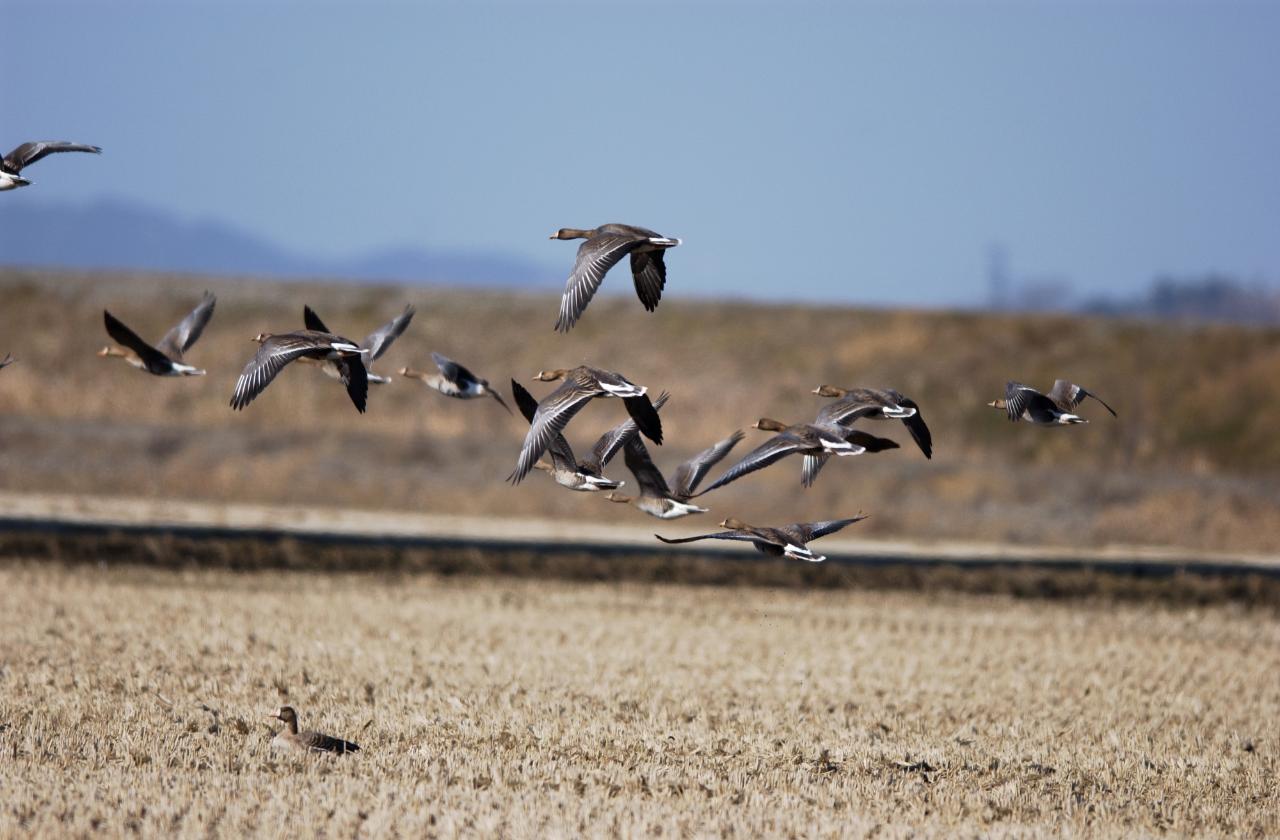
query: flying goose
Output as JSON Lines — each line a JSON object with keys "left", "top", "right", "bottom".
{"left": 550, "top": 224, "right": 681, "bottom": 332}
{"left": 301, "top": 304, "right": 414, "bottom": 384}
{"left": 1, "top": 141, "right": 101, "bottom": 190}
{"left": 509, "top": 366, "right": 663, "bottom": 484}
{"left": 693, "top": 418, "right": 866, "bottom": 496}
{"left": 269, "top": 706, "right": 359, "bottom": 755}
{"left": 98, "top": 292, "right": 216, "bottom": 376}
{"left": 656, "top": 515, "right": 868, "bottom": 563}
{"left": 607, "top": 427, "right": 745, "bottom": 519}
{"left": 231, "top": 330, "right": 369, "bottom": 412}
{"left": 401, "top": 352, "right": 511, "bottom": 413}
{"left": 511, "top": 381, "right": 668, "bottom": 491}
{"left": 989, "top": 380, "right": 1117, "bottom": 425}
{"left": 812, "top": 385, "right": 933, "bottom": 459}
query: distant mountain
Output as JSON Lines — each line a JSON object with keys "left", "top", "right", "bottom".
{"left": 0, "top": 196, "right": 559, "bottom": 287}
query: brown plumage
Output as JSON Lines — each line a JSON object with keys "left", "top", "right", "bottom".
{"left": 269, "top": 706, "right": 359, "bottom": 755}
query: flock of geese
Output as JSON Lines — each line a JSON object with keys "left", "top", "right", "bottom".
{"left": 6, "top": 139, "right": 1119, "bottom": 753}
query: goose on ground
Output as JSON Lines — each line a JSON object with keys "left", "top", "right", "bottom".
{"left": 812, "top": 385, "right": 933, "bottom": 458}
{"left": 550, "top": 223, "right": 681, "bottom": 332}
{"left": 401, "top": 352, "right": 511, "bottom": 413}
{"left": 1, "top": 141, "right": 101, "bottom": 190}
{"left": 509, "top": 365, "right": 663, "bottom": 484}
{"left": 511, "top": 382, "right": 668, "bottom": 491}
{"left": 0, "top": 354, "right": 14, "bottom": 370}
{"left": 989, "top": 380, "right": 1117, "bottom": 425}
{"left": 655, "top": 515, "right": 868, "bottom": 563}
{"left": 693, "top": 418, "right": 866, "bottom": 495}
{"left": 607, "top": 427, "right": 745, "bottom": 519}
{"left": 269, "top": 706, "right": 359, "bottom": 755}
{"left": 98, "top": 292, "right": 216, "bottom": 376}
{"left": 301, "top": 304, "right": 413, "bottom": 384}
{"left": 231, "top": 330, "right": 369, "bottom": 412}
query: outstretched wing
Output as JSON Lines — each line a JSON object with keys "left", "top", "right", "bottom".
{"left": 509, "top": 380, "right": 596, "bottom": 483}
{"left": 622, "top": 438, "right": 672, "bottom": 498}
{"left": 336, "top": 356, "right": 368, "bottom": 413}
{"left": 586, "top": 391, "right": 669, "bottom": 473}
{"left": 1004, "top": 381, "right": 1048, "bottom": 422}
{"left": 693, "top": 434, "right": 809, "bottom": 497}
{"left": 511, "top": 379, "right": 577, "bottom": 469}
{"left": 815, "top": 398, "right": 883, "bottom": 427}
{"left": 432, "top": 352, "right": 480, "bottom": 388}
{"left": 672, "top": 429, "right": 745, "bottom": 498}
{"left": 787, "top": 515, "right": 868, "bottom": 542}
{"left": 303, "top": 305, "right": 330, "bottom": 333}
{"left": 1049, "top": 379, "right": 1117, "bottom": 417}
{"left": 4, "top": 141, "right": 101, "bottom": 172}
{"left": 895, "top": 397, "right": 932, "bottom": 458}
{"left": 103, "top": 310, "right": 172, "bottom": 369}
{"left": 230, "top": 334, "right": 330, "bottom": 410}
{"left": 629, "top": 250, "right": 666, "bottom": 312}
{"left": 555, "top": 233, "right": 645, "bottom": 332}
{"left": 654, "top": 530, "right": 760, "bottom": 546}
{"left": 362, "top": 305, "right": 415, "bottom": 362}
{"left": 156, "top": 291, "right": 216, "bottom": 360}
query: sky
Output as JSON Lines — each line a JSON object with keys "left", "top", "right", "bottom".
{"left": 5, "top": 1, "right": 1279, "bottom": 307}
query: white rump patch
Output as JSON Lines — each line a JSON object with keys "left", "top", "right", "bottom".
{"left": 599, "top": 381, "right": 645, "bottom": 397}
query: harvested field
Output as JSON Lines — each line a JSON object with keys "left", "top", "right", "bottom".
{"left": 2, "top": 563, "right": 1276, "bottom": 837}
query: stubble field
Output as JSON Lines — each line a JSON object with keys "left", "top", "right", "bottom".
{"left": 1, "top": 562, "right": 1275, "bottom": 838}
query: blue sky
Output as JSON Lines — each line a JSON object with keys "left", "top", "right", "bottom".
{"left": 5, "top": 1, "right": 1279, "bottom": 306}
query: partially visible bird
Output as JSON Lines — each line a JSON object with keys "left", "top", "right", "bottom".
{"left": 1, "top": 141, "right": 101, "bottom": 190}
{"left": 0, "top": 354, "right": 15, "bottom": 370}
{"left": 693, "top": 418, "right": 865, "bottom": 495}
{"left": 302, "top": 304, "right": 414, "bottom": 384}
{"left": 401, "top": 352, "right": 511, "bottom": 413}
{"left": 98, "top": 292, "right": 216, "bottom": 376}
{"left": 268, "top": 706, "right": 359, "bottom": 755}
{"left": 812, "top": 385, "right": 933, "bottom": 459}
{"left": 607, "top": 428, "right": 745, "bottom": 519}
{"left": 655, "top": 515, "right": 868, "bottom": 563}
{"left": 509, "top": 366, "right": 663, "bottom": 484}
{"left": 989, "top": 380, "right": 1117, "bottom": 425}
{"left": 549, "top": 224, "right": 681, "bottom": 332}
{"left": 231, "top": 330, "right": 369, "bottom": 412}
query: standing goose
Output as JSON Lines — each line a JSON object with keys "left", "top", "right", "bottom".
{"left": 401, "top": 352, "right": 511, "bottom": 413}
{"left": 269, "top": 706, "right": 359, "bottom": 755}
{"left": 656, "top": 515, "right": 868, "bottom": 563}
{"left": 693, "top": 418, "right": 866, "bottom": 496}
{"left": 231, "top": 330, "right": 369, "bottom": 412}
{"left": 989, "top": 380, "right": 1117, "bottom": 425}
{"left": 607, "top": 428, "right": 745, "bottom": 519}
{"left": 1, "top": 141, "right": 101, "bottom": 190}
{"left": 813, "top": 385, "right": 933, "bottom": 458}
{"left": 302, "top": 304, "right": 414, "bottom": 384}
{"left": 550, "top": 224, "right": 681, "bottom": 332}
{"left": 509, "top": 365, "right": 663, "bottom": 484}
{"left": 98, "top": 292, "right": 216, "bottom": 376}
{"left": 511, "top": 382, "right": 668, "bottom": 491}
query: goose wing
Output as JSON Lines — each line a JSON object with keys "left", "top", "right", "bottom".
{"left": 299, "top": 730, "right": 360, "bottom": 754}
{"left": 692, "top": 433, "right": 810, "bottom": 497}
{"left": 230, "top": 332, "right": 343, "bottom": 410}
{"left": 843, "top": 430, "right": 900, "bottom": 453}
{"left": 509, "top": 379, "right": 598, "bottom": 483}
{"left": 103, "top": 310, "right": 172, "bottom": 368}
{"left": 894, "top": 396, "right": 933, "bottom": 458}
{"left": 432, "top": 352, "right": 481, "bottom": 388}
{"left": 555, "top": 232, "right": 647, "bottom": 332}
{"left": 336, "top": 355, "right": 369, "bottom": 413}
{"left": 622, "top": 438, "right": 672, "bottom": 498}
{"left": 362, "top": 305, "right": 415, "bottom": 362}
{"left": 511, "top": 380, "right": 578, "bottom": 469}
{"left": 3, "top": 141, "right": 101, "bottom": 172}
{"left": 815, "top": 397, "right": 883, "bottom": 427}
{"left": 654, "top": 529, "right": 760, "bottom": 546}
{"left": 672, "top": 429, "right": 745, "bottom": 498}
{"left": 585, "top": 391, "right": 669, "bottom": 473}
{"left": 1048, "top": 379, "right": 1117, "bottom": 417}
{"left": 303, "top": 305, "right": 330, "bottom": 333}
{"left": 156, "top": 291, "right": 216, "bottom": 360}
{"left": 800, "top": 453, "right": 829, "bottom": 488}
{"left": 1004, "top": 381, "right": 1051, "bottom": 422}
{"left": 785, "top": 515, "right": 868, "bottom": 543}
{"left": 629, "top": 250, "right": 666, "bottom": 312}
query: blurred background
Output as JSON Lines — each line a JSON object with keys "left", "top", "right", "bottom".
{"left": 2, "top": 1, "right": 1278, "bottom": 552}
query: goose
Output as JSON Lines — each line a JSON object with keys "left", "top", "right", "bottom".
{"left": 301, "top": 304, "right": 413, "bottom": 384}
{"left": 1, "top": 141, "right": 101, "bottom": 190}
{"left": 231, "top": 330, "right": 369, "bottom": 412}
{"left": 97, "top": 292, "right": 216, "bottom": 376}
{"left": 511, "top": 381, "right": 668, "bottom": 491}
{"left": 509, "top": 366, "right": 663, "bottom": 484}
{"left": 655, "top": 515, "right": 868, "bottom": 563}
{"left": 606, "top": 428, "right": 745, "bottom": 519}
{"left": 401, "top": 352, "right": 511, "bottom": 413}
{"left": 693, "top": 418, "right": 866, "bottom": 495}
{"left": 812, "top": 385, "right": 933, "bottom": 458}
{"left": 550, "top": 224, "right": 681, "bottom": 332}
{"left": 989, "top": 380, "right": 1117, "bottom": 425}
{"left": 0, "top": 354, "right": 14, "bottom": 370}
{"left": 268, "top": 706, "right": 359, "bottom": 755}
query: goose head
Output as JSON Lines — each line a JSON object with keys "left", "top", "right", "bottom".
{"left": 533, "top": 369, "right": 570, "bottom": 382}
{"left": 719, "top": 518, "right": 750, "bottom": 530}
{"left": 97, "top": 346, "right": 125, "bottom": 358}
{"left": 987, "top": 399, "right": 1006, "bottom": 410}
{"left": 270, "top": 705, "right": 300, "bottom": 733}
{"left": 751, "top": 418, "right": 789, "bottom": 433}
{"left": 251, "top": 333, "right": 271, "bottom": 344}
{"left": 812, "top": 385, "right": 847, "bottom": 398}
{"left": 549, "top": 228, "right": 591, "bottom": 240}
{"left": 605, "top": 492, "right": 632, "bottom": 504}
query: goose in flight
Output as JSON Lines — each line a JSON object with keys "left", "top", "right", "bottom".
{"left": 509, "top": 365, "right": 663, "bottom": 484}
{"left": 607, "top": 428, "right": 744, "bottom": 519}
{"left": 401, "top": 352, "right": 511, "bottom": 413}
{"left": 1, "top": 141, "right": 101, "bottom": 190}
{"left": 812, "top": 385, "right": 933, "bottom": 458}
{"left": 549, "top": 224, "right": 680, "bottom": 332}
{"left": 98, "top": 292, "right": 216, "bottom": 376}
{"left": 656, "top": 515, "right": 868, "bottom": 563}
{"left": 231, "top": 329, "right": 369, "bottom": 412}
{"left": 989, "top": 380, "right": 1116, "bottom": 425}
{"left": 693, "top": 418, "right": 866, "bottom": 495}
{"left": 269, "top": 706, "right": 359, "bottom": 755}
{"left": 302, "top": 304, "right": 413, "bottom": 384}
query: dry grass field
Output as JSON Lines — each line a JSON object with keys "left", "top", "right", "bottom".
{"left": 1, "top": 268, "right": 1278, "bottom": 554}
{"left": 1, "top": 562, "right": 1276, "bottom": 838}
